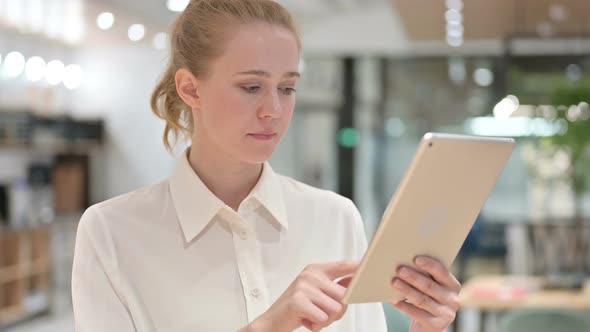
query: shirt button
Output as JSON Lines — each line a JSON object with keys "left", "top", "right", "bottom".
{"left": 239, "top": 230, "right": 248, "bottom": 240}
{"left": 250, "top": 288, "right": 261, "bottom": 298}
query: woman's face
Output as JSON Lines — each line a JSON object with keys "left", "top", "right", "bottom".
{"left": 193, "top": 22, "right": 300, "bottom": 164}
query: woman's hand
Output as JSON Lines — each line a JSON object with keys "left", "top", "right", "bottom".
{"left": 245, "top": 261, "right": 357, "bottom": 332}
{"left": 390, "top": 256, "right": 461, "bottom": 332}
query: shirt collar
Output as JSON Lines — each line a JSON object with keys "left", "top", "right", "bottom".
{"left": 169, "top": 148, "right": 288, "bottom": 243}
{"left": 249, "top": 161, "right": 288, "bottom": 230}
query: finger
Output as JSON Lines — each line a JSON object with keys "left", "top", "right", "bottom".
{"left": 391, "top": 300, "right": 433, "bottom": 324}
{"left": 392, "top": 300, "right": 451, "bottom": 332}
{"left": 316, "top": 261, "right": 358, "bottom": 280}
{"left": 299, "top": 269, "right": 348, "bottom": 305}
{"left": 310, "top": 325, "right": 322, "bottom": 332}
{"left": 328, "top": 280, "right": 351, "bottom": 321}
{"left": 414, "top": 256, "right": 461, "bottom": 291}
{"left": 318, "top": 277, "right": 347, "bottom": 303}
{"left": 296, "top": 297, "right": 329, "bottom": 328}
{"left": 310, "top": 323, "right": 323, "bottom": 332}
{"left": 392, "top": 278, "right": 447, "bottom": 317}
{"left": 397, "top": 266, "right": 461, "bottom": 311}
{"left": 302, "top": 320, "right": 324, "bottom": 332}
{"left": 308, "top": 288, "right": 344, "bottom": 325}
{"left": 305, "top": 321, "right": 324, "bottom": 332}
{"left": 326, "top": 279, "right": 350, "bottom": 322}
{"left": 334, "top": 303, "right": 348, "bottom": 322}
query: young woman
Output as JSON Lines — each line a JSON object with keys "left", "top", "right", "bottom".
{"left": 72, "top": 1, "right": 461, "bottom": 331}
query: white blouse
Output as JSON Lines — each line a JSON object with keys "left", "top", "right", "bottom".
{"left": 72, "top": 149, "right": 387, "bottom": 332}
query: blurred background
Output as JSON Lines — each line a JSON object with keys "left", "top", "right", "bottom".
{"left": 1, "top": 0, "right": 590, "bottom": 331}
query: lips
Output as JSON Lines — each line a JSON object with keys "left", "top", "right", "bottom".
{"left": 250, "top": 132, "right": 276, "bottom": 135}
{"left": 248, "top": 132, "right": 276, "bottom": 140}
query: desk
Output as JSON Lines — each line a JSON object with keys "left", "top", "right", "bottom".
{"left": 459, "top": 275, "right": 590, "bottom": 331}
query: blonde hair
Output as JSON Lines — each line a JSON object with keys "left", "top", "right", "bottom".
{"left": 150, "top": 0, "right": 301, "bottom": 152}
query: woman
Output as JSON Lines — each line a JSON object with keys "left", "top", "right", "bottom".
{"left": 72, "top": 0, "right": 461, "bottom": 331}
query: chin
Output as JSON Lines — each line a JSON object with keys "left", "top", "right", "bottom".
{"left": 239, "top": 147, "right": 276, "bottom": 164}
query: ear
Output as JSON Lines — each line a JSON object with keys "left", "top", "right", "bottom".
{"left": 175, "top": 68, "right": 201, "bottom": 110}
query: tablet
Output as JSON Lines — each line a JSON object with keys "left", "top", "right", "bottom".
{"left": 342, "top": 133, "right": 515, "bottom": 304}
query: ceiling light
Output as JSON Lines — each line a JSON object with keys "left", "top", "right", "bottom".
{"left": 445, "top": 9, "right": 463, "bottom": 23}
{"left": 3, "top": 51, "right": 26, "bottom": 78}
{"left": 97, "top": 12, "right": 115, "bottom": 30}
{"left": 46, "top": 60, "right": 65, "bottom": 85}
{"left": 446, "top": 35, "right": 464, "bottom": 47}
{"left": 25, "top": 56, "right": 46, "bottom": 82}
{"left": 153, "top": 32, "right": 168, "bottom": 50}
{"left": 549, "top": 4, "right": 569, "bottom": 22}
{"left": 446, "top": 24, "right": 464, "bottom": 38}
{"left": 167, "top": 0, "right": 190, "bottom": 12}
{"left": 445, "top": 0, "right": 464, "bottom": 11}
{"left": 493, "top": 95, "right": 519, "bottom": 119}
{"left": 128, "top": 24, "right": 145, "bottom": 42}
{"left": 63, "top": 64, "right": 83, "bottom": 90}
{"left": 473, "top": 68, "right": 494, "bottom": 87}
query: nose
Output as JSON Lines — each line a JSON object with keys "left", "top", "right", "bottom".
{"left": 258, "top": 90, "right": 281, "bottom": 119}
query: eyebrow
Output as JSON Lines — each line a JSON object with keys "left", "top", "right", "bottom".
{"left": 234, "top": 70, "right": 300, "bottom": 79}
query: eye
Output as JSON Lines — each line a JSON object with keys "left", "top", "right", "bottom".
{"left": 242, "top": 86, "right": 261, "bottom": 93}
{"left": 280, "top": 87, "right": 297, "bottom": 95}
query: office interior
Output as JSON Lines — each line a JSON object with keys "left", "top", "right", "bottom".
{"left": 0, "top": 0, "right": 589, "bottom": 331}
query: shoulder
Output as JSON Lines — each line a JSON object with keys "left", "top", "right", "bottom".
{"left": 275, "top": 174, "right": 359, "bottom": 216}
{"left": 274, "top": 174, "right": 364, "bottom": 238}
{"left": 274, "top": 173, "right": 368, "bottom": 260}
{"left": 77, "top": 180, "right": 170, "bottom": 239}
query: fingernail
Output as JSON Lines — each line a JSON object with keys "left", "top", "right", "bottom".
{"left": 393, "top": 279, "right": 402, "bottom": 288}
{"left": 415, "top": 257, "right": 427, "bottom": 267}
{"left": 400, "top": 268, "right": 410, "bottom": 278}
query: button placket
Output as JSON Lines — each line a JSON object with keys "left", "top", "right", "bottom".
{"left": 239, "top": 229, "right": 248, "bottom": 240}
{"left": 250, "top": 288, "right": 261, "bottom": 298}
{"left": 229, "top": 210, "right": 269, "bottom": 322}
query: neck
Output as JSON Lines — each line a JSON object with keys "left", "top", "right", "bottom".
{"left": 187, "top": 143, "right": 262, "bottom": 211}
